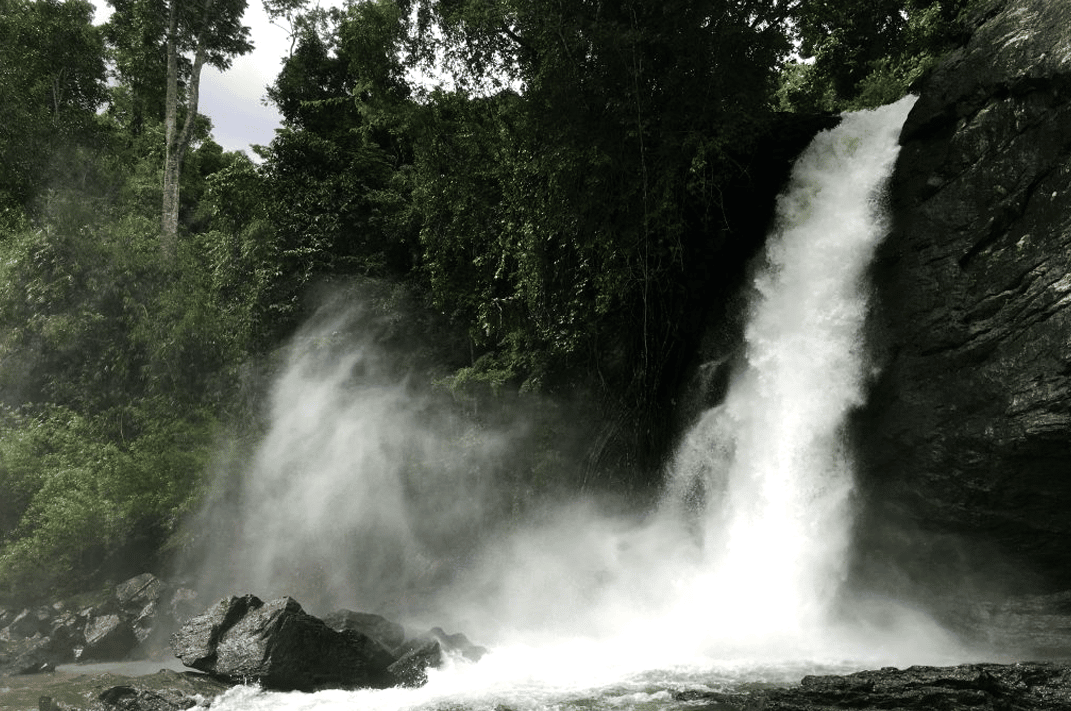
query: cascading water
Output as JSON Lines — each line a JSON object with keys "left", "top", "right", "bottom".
{"left": 199, "top": 95, "right": 967, "bottom": 711}
{"left": 659, "top": 93, "right": 915, "bottom": 644}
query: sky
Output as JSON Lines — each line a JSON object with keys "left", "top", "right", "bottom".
{"left": 91, "top": 1, "right": 312, "bottom": 157}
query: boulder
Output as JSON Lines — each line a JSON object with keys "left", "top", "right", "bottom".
{"left": 83, "top": 614, "right": 138, "bottom": 661}
{"left": 388, "top": 639, "right": 441, "bottom": 688}
{"left": 97, "top": 685, "right": 199, "bottom": 711}
{"left": 115, "top": 573, "right": 165, "bottom": 614}
{"left": 854, "top": 0, "right": 1071, "bottom": 614}
{"left": 388, "top": 627, "right": 488, "bottom": 687}
{"left": 321, "top": 609, "right": 406, "bottom": 651}
{"left": 171, "top": 595, "right": 396, "bottom": 691}
{"left": 11, "top": 636, "right": 58, "bottom": 675}
{"left": 3, "top": 608, "right": 48, "bottom": 640}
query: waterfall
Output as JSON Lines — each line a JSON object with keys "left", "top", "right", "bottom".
{"left": 662, "top": 94, "right": 918, "bottom": 644}
{"left": 196, "top": 97, "right": 972, "bottom": 711}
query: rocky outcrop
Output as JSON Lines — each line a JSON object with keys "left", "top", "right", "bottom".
{"left": 0, "top": 574, "right": 199, "bottom": 674}
{"left": 854, "top": 0, "right": 1071, "bottom": 619}
{"left": 676, "top": 662, "right": 1071, "bottom": 710}
{"left": 169, "top": 595, "right": 487, "bottom": 693}
{"left": 387, "top": 627, "right": 488, "bottom": 687}
{"left": 170, "top": 595, "right": 399, "bottom": 691}
{"left": 321, "top": 609, "right": 406, "bottom": 651}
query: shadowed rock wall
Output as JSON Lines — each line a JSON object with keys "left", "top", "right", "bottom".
{"left": 854, "top": 0, "right": 1071, "bottom": 603}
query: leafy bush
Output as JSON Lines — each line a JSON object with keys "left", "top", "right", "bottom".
{"left": 0, "top": 404, "right": 215, "bottom": 603}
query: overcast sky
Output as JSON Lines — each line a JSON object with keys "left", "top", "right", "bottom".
{"left": 91, "top": 1, "right": 307, "bottom": 157}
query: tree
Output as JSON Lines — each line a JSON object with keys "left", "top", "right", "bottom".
{"left": 161, "top": 0, "right": 252, "bottom": 255}
{"left": 108, "top": 0, "right": 253, "bottom": 255}
{"left": 407, "top": 0, "right": 791, "bottom": 383}
{"left": 0, "top": 0, "right": 107, "bottom": 213}
{"left": 781, "top": 0, "right": 971, "bottom": 111}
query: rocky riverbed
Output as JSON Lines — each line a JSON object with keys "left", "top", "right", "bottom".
{"left": 3, "top": 574, "right": 1071, "bottom": 710}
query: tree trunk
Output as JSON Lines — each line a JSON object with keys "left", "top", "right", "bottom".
{"left": 162, "top": 0, "right": 180, "bottom": 258}
{"left": 161, "top": 0, "right": 211, "bottom": 260}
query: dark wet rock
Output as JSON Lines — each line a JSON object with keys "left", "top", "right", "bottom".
{"left": 115, "top": 574, "right": 165, "bottom": 615}
{"left": 12, "top": 637, "right": 58, "bottom": 675}
{"left": 131, "top": 602, "right": 158, "bottom": 645}
{"left": 396, "top": 627, "right": 487, "bottom": 662}
{"left": 948, "top": 590, "right": 1071, "bottom": 659}
{"left": 388, "top": 639, "right": 441, "bottom": 688}
{"left": 322, "top": 609, "right": 406, "bottom": 651}
{"left": 3, "top": 608, "right": 49, "bottom": 640}
{"left": 388, "top": 627, "right": 489, "bottom": 687}
{"left": 168, "top": 594, "right": 260, "bottom": 671}
{"left": 9, "top": 626, "right": 81, "bottom": 673}
{"left": 170, "top": 595, "right": 396, "bottom": 691}
{"left": 83, "top": 614, "right": 138, "bottom": 661}
{"left": 854, "top": 0, "right": 1071, "bottom": 612}
{"left": 97, "top": 685, "right": 198, "bottom": 711}
{"left": 49, "top": 613, "right": 87, "bottom": 655}
{"left": 677, "top": 662, "right": 1071, "bottom": 710}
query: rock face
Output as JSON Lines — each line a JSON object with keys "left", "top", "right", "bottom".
{"left": 170, "top": 595, "right": 396, "bottom": 691}
{"left": 854, "top": 0, "right": 1071, "bottom": 611}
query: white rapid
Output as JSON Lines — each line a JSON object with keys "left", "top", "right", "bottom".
{"left": 197, "top": 96, "right": 968, "bottom": 711}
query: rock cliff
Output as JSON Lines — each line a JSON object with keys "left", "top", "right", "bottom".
{"left": 854, "top": 0, "right": 1071, "bottom": 624}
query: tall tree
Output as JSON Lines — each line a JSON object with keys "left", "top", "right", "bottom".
{"left": 161, "top": 0, "right": 252, "bottom": 255}
{"left": 109, "top": 0, "right": 252, "bottom": 255}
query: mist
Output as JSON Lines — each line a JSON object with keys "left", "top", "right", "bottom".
{"left": 184, "top": 97, "right": 970, "bottom": 678}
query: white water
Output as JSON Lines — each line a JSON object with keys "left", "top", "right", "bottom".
{"left": 197, "top": 96, "right": 970, "bottom": 711}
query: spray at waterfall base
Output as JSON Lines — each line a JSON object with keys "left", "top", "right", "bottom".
{"left": 186, "top": 96, "right": 971, "bottom": 689}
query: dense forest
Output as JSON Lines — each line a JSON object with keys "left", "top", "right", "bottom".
{"left": 0, "top": 0, "right": 971, "bottom": 603}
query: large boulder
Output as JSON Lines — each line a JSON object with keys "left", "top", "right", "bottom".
{"left": 83, "top": 613, "right": 139, "bottom": 661}
{"left": 854, "top": 0, "right": 1071, "bottom": 616}
{"left": 97, "top": 685, "right": 202, "bottom": 711}
{"left": 170, "top": 595, "right": 397, "bottom": 691}
{"left": 322, "top": 609, "right": 406, "bottom": 652}
{"left": 388, "top": 627, "right": 489, "bottom": 688}
{"left": 115, "top": 573, "right": 166, "bottom": 613}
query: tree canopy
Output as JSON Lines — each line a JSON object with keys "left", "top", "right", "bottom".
{"left": 0, "top": 0, "right": 973, "bottom": 602}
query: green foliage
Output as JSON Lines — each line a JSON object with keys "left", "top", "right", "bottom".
{"left": 402, "top": 0, "right": 790, "bottom": 413}
{"left": 780, "top": 0, "right": 973, "bottom": 112}
{"left": 0, "top": 201, "right": 238, "bottom": 412}
{"left": 0, "top": 404, "right": 214, "bottom": 601}
{"left": 0, "top": 0, "right": 107, "bottom": 210}
{"left": 0, "top": 0, "right": 984, "bottom": 601}
{"left": 0, "top": 166, "right": 241, "bottom": 600}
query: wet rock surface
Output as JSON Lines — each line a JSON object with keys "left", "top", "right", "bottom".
{"left": 168, "top": 595, "right": 483, "bottom": 693}
{"left": 321, "top": 609, "right": 407, "bottom": 651}
{"left": 170, "top": 594, "right": 397, "bottom": 691}
{"left": 0, "top": 574, "right": 198, "bottom": 676}
{"left": 855, "top": 0, "right": 1071, "bottom": 615}
{"left": 1, "top": 668, "right": 230, "bottom": 711}
{"left": 677, "top": 662, "right": 1071, "bottom": 710}
{"left": 387, "top": 626, "right": 489, "bottom": 688}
